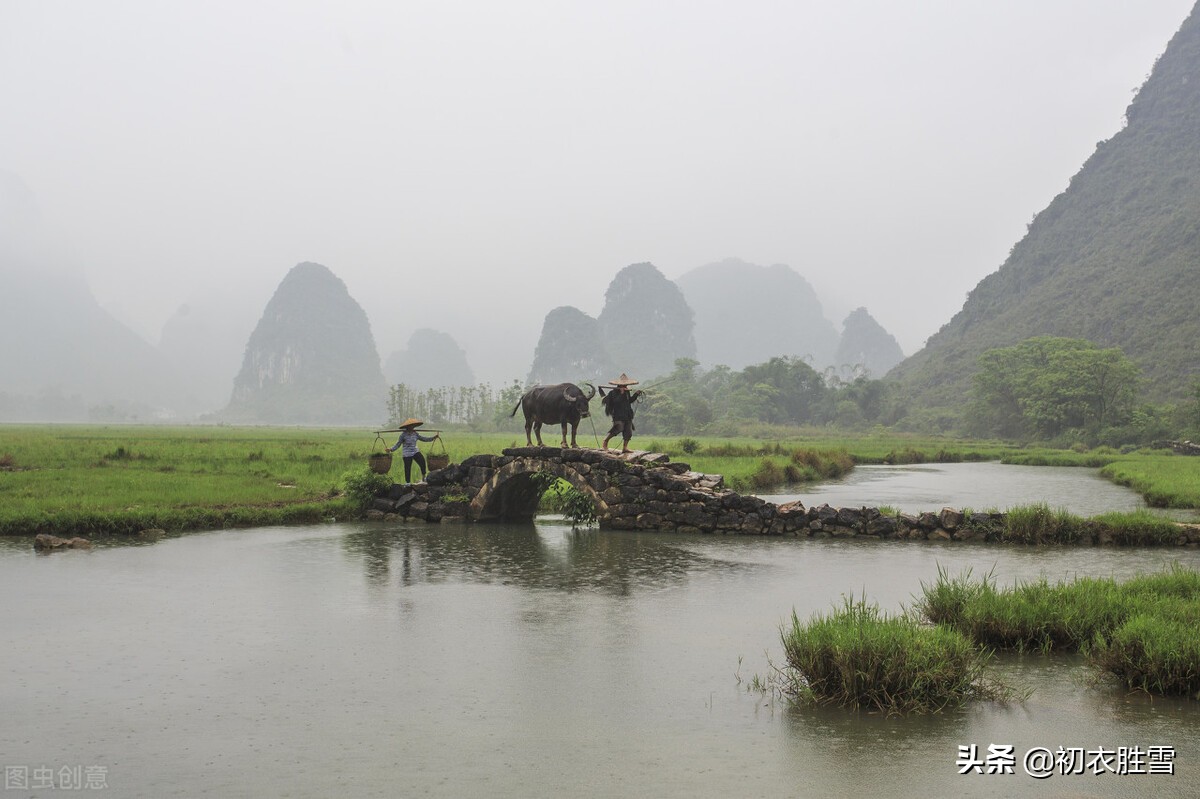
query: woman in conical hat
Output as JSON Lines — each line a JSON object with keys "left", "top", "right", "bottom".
{"left": 387, "top": 418, "right": 439, "bottom": 483}
{"left": 599, "top": 374, "right": 643, "bottom": 453}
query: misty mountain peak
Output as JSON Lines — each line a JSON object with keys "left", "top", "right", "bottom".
{"left": 223, "top": 261, "right": 388, "bottom": 424}
{"left": 384, "top": 328, "right": 476, "bottom": 390}
{"left": 835, "top": 307, "right": 905, "bottom": 379}
{"left": 676, "top": 258, "right": 838, "bottom": 370}
{"left": 598, "top": 262, "right": 696, "bottom": 381}
{"left": 527, "top": 306, "right": 614, "bottom": 386}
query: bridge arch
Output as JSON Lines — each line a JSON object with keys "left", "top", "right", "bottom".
{"left": 470, "top": 457, "right": 611, "bottom": 523}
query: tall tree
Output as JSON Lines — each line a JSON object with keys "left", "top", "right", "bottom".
{"left": 969, "top": 337, "right": 1140, "bottom": 439}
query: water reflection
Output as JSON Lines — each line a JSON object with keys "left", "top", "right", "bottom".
{"left": 339, "top": 519, "right": 733, "bottom": 596}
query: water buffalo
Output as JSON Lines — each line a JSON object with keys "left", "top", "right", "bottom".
{"left": 510, "top": 382, "right": 597, "bottom": 447}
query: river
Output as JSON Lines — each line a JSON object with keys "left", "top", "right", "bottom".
{"left": 2, "top": 463, "right": 1198, "bottom": 797}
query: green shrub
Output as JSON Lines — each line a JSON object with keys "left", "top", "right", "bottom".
{"left": 882, "top": 447, "right": 927, "bottom": 465}
{"left": 342, "top": 468, "right": 392, "bottom": 510}
{"left": 750, "top": 458, "right": 784, "bottom": 490}
{"left": 791, "top": 448, "right": 854, "bottom": 478}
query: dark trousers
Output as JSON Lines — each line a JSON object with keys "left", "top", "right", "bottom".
{"left": 403, "top": 452, "right": 427, "bottom": 482}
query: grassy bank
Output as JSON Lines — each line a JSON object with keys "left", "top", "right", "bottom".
{"left": 0, "top": 425, "right": 373, "bottom": 537}
{"left": 1100, "top": 457, "right": 1200, "bottom": 508}
{"left": 917, "top": 565, "right": 1200, "bottom": 698}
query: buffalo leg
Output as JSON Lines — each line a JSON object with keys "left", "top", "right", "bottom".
{"left": 525, "top": 419, "right": 534, "bottom": 446}
{"left": 534, "top": 421, "right": 544, "bottom": 446}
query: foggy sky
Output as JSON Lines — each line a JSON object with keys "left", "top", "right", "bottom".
{"left": 2, "top": 0, "right": 1193, "bottom": 386}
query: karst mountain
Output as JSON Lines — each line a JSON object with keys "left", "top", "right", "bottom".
{"left": 889, "top": 2, "right": 1200, "bottom": 410}
{"left": 676, "top": 258, "right": 840, "bottom": 371}
{"left": 222, "top": 262, "right": 388, "bottom": 425}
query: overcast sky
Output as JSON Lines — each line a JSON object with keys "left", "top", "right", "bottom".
{"left": 2, "top": 0, "right": 1194, "bottom": 385}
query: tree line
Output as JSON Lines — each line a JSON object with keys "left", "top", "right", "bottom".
{"left": 387, "top": 339, "right": 1200, "bottom": 447}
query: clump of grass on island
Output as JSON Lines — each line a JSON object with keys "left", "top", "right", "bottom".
{"left": 917, "top": 564, "right": 1200, "bottom": 698}
{"left": 779, "top": 595, "right": 1017, "bottom": 715}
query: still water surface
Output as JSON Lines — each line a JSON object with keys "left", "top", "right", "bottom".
{"left": 2, "top": 464, "right": 1199, "bottom": 798}
{"left": 766, "top": 461, "right": 1148, "bottom": 516}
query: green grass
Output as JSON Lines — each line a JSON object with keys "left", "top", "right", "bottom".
{"left": 917, "top": 564, "right": 1200, "bottom": 698}
{"left": 779, "top": 594, "right": 1015, "bottom": 714}
{"left": 1001, "top": 503, "right": 1088, "bottom": 545}
{"left": 0, "top": 426, "right": 390, "bottom": 535}
{"left": 1100, "top": 456, "right": 1200, "bottom": 508}
{"left": 949, "top": 503, "right": 1185, "bottom": 546}
{"left": 1093, "top": 610, "right": 1200, "bottom": 697}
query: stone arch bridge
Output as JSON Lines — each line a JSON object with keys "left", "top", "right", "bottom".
{"left": 369, "top": 446, "right": 803, "bottom": 534}
{"left": 366, "top": 446, "right": 1200, "bottom": 545}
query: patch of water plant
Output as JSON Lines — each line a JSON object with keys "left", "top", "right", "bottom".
{"left": 917, "top": 563, "right": 1200, "bottom": 698}
{"left": 778, "top": 593, "right": 1021, "bottom": 715}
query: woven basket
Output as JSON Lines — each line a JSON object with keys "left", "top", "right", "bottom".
{"left": 426, "top": 438, "right": 450, "bottom": 471}
{"left": 368, "top": 452, "right": 393, "bottom": 474}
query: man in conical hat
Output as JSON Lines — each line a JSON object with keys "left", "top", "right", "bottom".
{"left": 598, "top": 374, "right": 643, "bottom": 453}
{"left": 386, "top": 418, "right": 440, "bottom": 483}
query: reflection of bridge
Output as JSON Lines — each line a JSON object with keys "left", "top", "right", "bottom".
{"left": 370, "top": 446, "right": 798, "bottom": 533}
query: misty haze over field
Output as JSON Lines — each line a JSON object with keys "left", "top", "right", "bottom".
{"left": 2, "top": 1, "right": 1194, "bottom": 413}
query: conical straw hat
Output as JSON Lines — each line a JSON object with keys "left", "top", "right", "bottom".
{"left": 399, "top": 418, "right": 424, "bottom": 428}
{"left": 609, "top": 373, "right": 638, "bottom": 386}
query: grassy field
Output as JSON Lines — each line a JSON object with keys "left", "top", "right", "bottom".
{"left": 1100, "top": 457, "right": 1200, "bottom": 508}
{"left": 2, "top": 425, "right": 1199, "bottom": 537}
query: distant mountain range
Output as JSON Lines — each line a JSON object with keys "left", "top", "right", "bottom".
{"left": 526, "top": 258, "right": 904, "bottom": 385}
{"left": 9, "top": 1, "right": 1196, "bottom": 426}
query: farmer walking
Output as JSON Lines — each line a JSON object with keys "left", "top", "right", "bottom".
{"left": 599, "top": 373, "right": 643, "bottom": 453}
